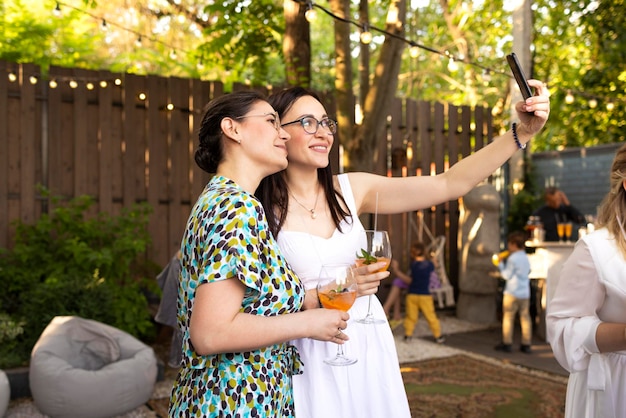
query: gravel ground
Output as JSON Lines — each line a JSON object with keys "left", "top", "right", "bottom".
{"left": 4, "top": 311, "right": 493, "bottom": 418}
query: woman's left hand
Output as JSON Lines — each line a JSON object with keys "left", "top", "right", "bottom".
{"left": 353, "top": 261, "right": 390, "bottom": 297}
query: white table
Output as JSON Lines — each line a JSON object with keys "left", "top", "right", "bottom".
{"left": 525, "top": 241, "right": 576, "bottom": 341}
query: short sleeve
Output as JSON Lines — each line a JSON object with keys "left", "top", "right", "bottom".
{"left": 192, "top": 193, "right": 267, "bottom": 292}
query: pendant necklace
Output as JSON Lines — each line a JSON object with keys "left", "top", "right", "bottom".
{"left": 289, "top": 186, "right": 320, "bottom": 220}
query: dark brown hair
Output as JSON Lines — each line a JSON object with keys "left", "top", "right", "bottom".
{"left": 507, "top": 231, "right": 526, "bottom": 249}
{"left": 256, "top": 87, "right": 350, "bottom": 237}
{"left": 195, "top": 90, "right": 266, "bottom": 173}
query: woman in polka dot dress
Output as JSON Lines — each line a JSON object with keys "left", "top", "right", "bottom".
{"left": 169, "top": 91, "right": 350, "bottom": 417}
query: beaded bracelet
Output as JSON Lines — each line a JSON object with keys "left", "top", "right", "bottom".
{"left": 512, "top": 122, "right": 526, "bottom": 150}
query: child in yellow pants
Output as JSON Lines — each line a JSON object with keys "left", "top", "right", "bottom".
{"left": 391, "top": 242, "right": 445, "bottom": 343}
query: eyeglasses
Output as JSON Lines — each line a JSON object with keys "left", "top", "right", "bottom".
{"left": 235, "top": 112, "right": 281, "bottom": 131}
{"left": 281, "top": 116, "right": 337, "bottom": 135}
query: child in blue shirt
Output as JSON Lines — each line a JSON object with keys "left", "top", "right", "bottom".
{"left": 391, "top": 241, "right": 445, "bottom": 343}
{"left": 494, "top": 231, "right": 532, "bottom": 353}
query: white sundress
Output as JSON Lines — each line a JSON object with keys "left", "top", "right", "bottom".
{"left": 277, "top": 173, "right": 411, "bottom": 418}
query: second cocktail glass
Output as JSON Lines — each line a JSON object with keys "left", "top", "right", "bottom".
{"left": 317, "top": 263, "right": 358, "bottom": 366}
{"left": 355, "top": 230, "right": 391, "bottom": 325}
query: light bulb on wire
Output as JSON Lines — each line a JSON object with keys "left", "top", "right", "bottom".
{"left": 360, "top": 23, "right": 372, "bottom": 45}
{"left": 304, "top": 2, "right": 317, "bottom": 22}
{"left": 447, "top": 57, "right": 459, "bottom": 72}
{"left": 53, "top": 2, "right": 62, "bottom": 17}
{"left": 565, "top": 90, "right": 574, "bottom": 104}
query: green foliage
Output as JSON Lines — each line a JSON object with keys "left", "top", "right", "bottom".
{"left": 0, "top": 190, "right": 158, "bottom": 368}
{"left": 506, "top": 156, "right": 542, "bottom": 234}
{"left": 0, "top": 0, "right": 108, "bottom": 72}
{"left": 532, "top": 0, "right": 626, "bottom": 150}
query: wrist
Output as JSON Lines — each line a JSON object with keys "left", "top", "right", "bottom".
{"left": 511, "top": 122, "right": 526, "bottom": 150}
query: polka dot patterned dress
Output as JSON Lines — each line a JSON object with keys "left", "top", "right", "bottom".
{"left": 169, "top": 176, "right": 305, "bottom": 417}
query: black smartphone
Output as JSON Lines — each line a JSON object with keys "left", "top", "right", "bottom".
{"left": 506, "top": 53, "right": 533, "bottom": 99}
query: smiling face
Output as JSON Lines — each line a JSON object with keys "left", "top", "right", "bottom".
{"left": 279, "top": 95, "right": 334, "bottom": 170}
{"left": 230, "top": 101, "right": 290, "bottom": 176}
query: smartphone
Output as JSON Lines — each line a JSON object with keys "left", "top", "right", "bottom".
{"left": 506, "top": 53, "right": 533, "bottom": 99}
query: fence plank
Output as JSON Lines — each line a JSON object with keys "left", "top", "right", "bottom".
{"left": 98, "top": 70, "right": 114, "bottom": 214}
{"left": 122, "top": 74, "right": 143, "bottom": 206}
{"left": 72, "top": 68, "right": 93, "bottom": 200}
{"left": 19, "top": 64, "right": 40, "bottom": 225}
{"left": 167, "top": 76, "right": 191, "bottom": 264}
{"left": 47, "top": 66, "right": 75, "bottom": 207}
{"left": 146, "top": 74, "right": 169, "bottom": 265}
{"left": 0, "top": 62, "right": 10, "bottom": 247}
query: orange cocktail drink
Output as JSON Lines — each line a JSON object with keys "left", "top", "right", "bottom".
{"left": 355, "top": 256, "right": 391, "bottom": 273}
{"left": 557, "top": 223, "right": 566, "bottom": 241}
{"left": 318, "top": 288, "right": 357, "bottom": 311}
{"left": 564, "top": 223, "right": 573, "bottom": 241}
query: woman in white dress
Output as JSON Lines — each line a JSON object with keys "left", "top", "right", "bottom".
{"left": 547, "top": 143, "right": 626, "bottom": 418}
{"left": 256, "top": 84, "right": 550, "bottom": 417}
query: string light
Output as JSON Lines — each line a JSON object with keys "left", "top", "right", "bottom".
{"left": 304, "top": 1, "right": 317, "bottom": 22}
{"left": 447, "top": 57, "right": 458, "bottom": 72}
{"left": 299, "top": 0, "right": 623, "bottom": 107}
{"left": 2, "top": 0, "right": 620, "bottom": 108}
{"left": 53, "top": 0, "right": 190, "bottom": 63}
{"left": 360, "top": 23, "right": 373, "bottom": 45}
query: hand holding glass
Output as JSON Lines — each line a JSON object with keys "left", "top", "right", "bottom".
{"left": 317, "top": 264, "right": 358, "bottom": 366}
{"left": 355, "top": 230, "right": 391, "bottom": 325}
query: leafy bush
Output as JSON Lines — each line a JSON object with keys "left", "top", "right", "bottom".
{"left": 0, "top": 190, "right": 159, "bottom": 368}
{"left": 506, "top": 156, "right": 542, "bottom": 234}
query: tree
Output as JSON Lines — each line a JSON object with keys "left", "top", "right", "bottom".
{"left": 349, "top": 0, "right": 407, "bottom": 172}
{"left": 532, "top": 0, "right": 626, "bottom": 150}
{"left": 283, "top": 1, "right": 311, "bottom": 86}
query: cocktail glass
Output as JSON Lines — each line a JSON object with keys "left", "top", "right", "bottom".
{"left": 355, "top": 230, "right": 391, "bottom": 325}
{"left": 317, "top": 264, "right": 358, "bottom": 366}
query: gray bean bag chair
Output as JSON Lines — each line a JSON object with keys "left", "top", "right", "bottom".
{"left": 0, "top": 369, "right": 9, "bottom": 417}
{"left": 29, "top": 316, "right": 158, "bottom": 418}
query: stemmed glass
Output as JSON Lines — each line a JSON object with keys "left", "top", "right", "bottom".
{"left": 355, "top": 230, "right": 392, "bottom": 325}
{"left": 317, "top": 264, "right": 358, "bottom": 366}
{"left": 564, "top": 222, "right": 573, "bottom": 242}
{"left": 557, "top": 223, "right": 566, "bottom": 242}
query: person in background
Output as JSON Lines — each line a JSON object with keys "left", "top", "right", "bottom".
{"left": 547, "top": 143, "right": 626, "bottom": 418}
{"left": 494, "top": 231, "right": 532, "bottom": 354}
{"left": 532, "top": 187, "right": 585, "bottom": 241}
{"left": 155, "top": 251, "right": 183, "bottom": 368}
{"left": 390, "top": 242, "right": 445, "bottom": 343}
{"left": 256, "top": 81, "right": 550, "bottom": 418}
{"left": 168, "top": 91, "right": 349, "bottom": 417}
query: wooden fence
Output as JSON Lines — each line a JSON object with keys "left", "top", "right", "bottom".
{"left": 0, "top": 61, "right": 497, "bottom": 290}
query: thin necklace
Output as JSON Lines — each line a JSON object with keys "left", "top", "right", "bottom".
{"left": 289, "top": 186, "right": 320, "bottom": 219}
